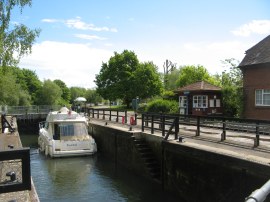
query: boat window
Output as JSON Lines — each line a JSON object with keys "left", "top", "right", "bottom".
{"left": 59, "top": 123, "right": 88, "bottom": 137}
{"left": 54, "top": 124, "right": 60, "bottom": 140}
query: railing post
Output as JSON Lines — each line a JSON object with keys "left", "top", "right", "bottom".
{"left": 125, "top": 111, "right": 127, "bottom": 123}
{"left": 142, "top": 113, "right": 145, "bottom": 132}
{"left": 162, "top": 114, "right": 165, "bottom": 137}
{"left": 92, "top": 109, "right": 94, "bottom": 118}
{"left": 196, "top": 116, "right": 200, "bottom": 136}
{"left": 135, "top": 113, "right": 137, "bottom": 125}
{"left": 116, "top": 111, "right": 119, "bottom": 122}
{"left": 255, "top": 122, "right": 260, "bottom": 147}
{"left": 151, "top": 115, "right": 154, "bottom": 134}
{"left": 146, "top": 112, "right": 149, "bottom": 127}
{"left": 109, "top": 110, "right": 111, "bottom": 121}
{"left": 175, "top": 116, "right": 179, "bottom": 140}
{"left": 103, "top": 109, "right": 105, "bottom": 119}
{"left": 221, "top": 118, "right": 226, "bottom": 141}
{"left": 97, "top": 109, "right": 100, "bottom": 119}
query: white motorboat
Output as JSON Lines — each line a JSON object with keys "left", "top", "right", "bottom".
{"left": 38, "top": 107, "right": 97, "bottom": 158}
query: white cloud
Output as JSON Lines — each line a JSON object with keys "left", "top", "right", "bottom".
{"left": 65, "top": 17, "right": 118, "bottom": 32}
{"left": 231, "top": 20, "right": 270, "bottom": 37}
{"left": 136, "top": 40, "right": 254, "bottom": 75}
{"left": 41, "top": 18, "right": 60, "bottom": 23}
{"left": 74, "top": 34, "right": 107, "bottom": 40}
{"left": 42, "top": 17, "right": 118, "bottom": 32}
{"left": 19, "top": 41, "right": 113, "bottom": 88}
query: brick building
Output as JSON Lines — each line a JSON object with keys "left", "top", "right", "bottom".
{"left": 174, "top": 81, "right": 222, "bottom": 116}
{"left": 239, "top": 35, "right": 270, "bottom": 120}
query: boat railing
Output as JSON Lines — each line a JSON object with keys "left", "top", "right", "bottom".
{"left": 39, "top": 121, "right": 46, "bottom": 129}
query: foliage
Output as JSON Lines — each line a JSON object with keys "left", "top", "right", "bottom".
{"left": 35, "top": 80, "right": 62, "bottom": 105}
{"left": 0, "top": 0, "right": 40, "bottom": 67}
{"left": 176, "top": 65, "right": 218, "bottom": 87}
{"left": 145, "top": 99, "right": 179, "bottom": 114}
{"left": 85, "top": 89, "right": 102, "bottom": 105}
{"left": 70, "top": 87, "right": 87, "bottom": 102}
{"left": 3, "top": 66, "right": 42, "bottom": 104}
{"left": 53, "top": 79, "right": 71, "bottom": 105}
{"left": 0, "top": 70, "right": 30, "bottom": 105}
{"left": 219, "top": 58, "right": 243, "bottom": 117}
{"left": 164, "top": 68, "right": 181, "bottom": 90}
{"left": 134, "top": 62, "right": 163, "bottom": 99}
{"left": 95, "top": 50, "right": 163, "bottom": 107}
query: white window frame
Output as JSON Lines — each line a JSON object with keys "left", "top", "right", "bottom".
{"left": 179, "top": 96, "right": 187, "bottom": 108}
{"left": 255, "top": 89, "right": 270, "bottom": 106}
{"left": 193, "top": 95, "right": 208, "bottom": 108}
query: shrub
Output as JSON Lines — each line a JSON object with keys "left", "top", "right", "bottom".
{"left": 145, "top": 99, "right": 178, "bottom": 114}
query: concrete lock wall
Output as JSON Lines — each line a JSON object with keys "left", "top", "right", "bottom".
{"left": 89, "top": 123, "right": 270, "bottom": 201}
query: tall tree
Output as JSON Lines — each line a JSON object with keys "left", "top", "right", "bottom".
{"left": 95, "top": 50, "right": 163, "bottom": 107}
{"left": 54, "top": 79, "right": 71, "bottom": 104}
{"left": 176, "top": 65, "right": 218, "bottom": 87}
{"left": 36, "top": 80, "right": 62, "bottom": 105}
{"left": 0, "top": 70, "right": 30, "bottom": 105}
{"left": 220, "top": 58, "right": 243, "bottom": 117}
{"left": 70, "top": 87, "right": 86, "bottom": 102}
{"left": 85, "top": 89, "right": 102, "bottom": 105}
{"left": 4, "top": 66, "right": 42, "bottom": 104}
{"left": 0, "top": 0, "right": 40, "bottom": 68}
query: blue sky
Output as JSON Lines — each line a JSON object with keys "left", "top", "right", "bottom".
{"left": 13, "top": 0, "right": 270, "bottom": 88}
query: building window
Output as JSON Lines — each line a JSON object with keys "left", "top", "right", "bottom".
{"left": 179, "top": 96, "right": 187, "bottom": 108}
{"left": 193, "top": 95, "right": 208, "bottom": 108}
{"left": 209, "top": 99, "right": 221, "bottom": 107}
{"left": 255, "top": 89, "right": 270, "bottom": 106}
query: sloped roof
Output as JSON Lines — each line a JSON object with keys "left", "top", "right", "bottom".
{"left": 239, "top": 35, "right": 270, "bottom": 67}
{"left": 175, "top": 81, "right": 221, "bottom": 92}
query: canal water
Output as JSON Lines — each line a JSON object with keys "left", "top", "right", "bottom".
{"left": 21, "top": 135, "right": 180, "bottom": 202}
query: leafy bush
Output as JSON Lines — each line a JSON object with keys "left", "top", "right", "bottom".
{"left": 145, "top": 99, "right": 178, "bottom": 114}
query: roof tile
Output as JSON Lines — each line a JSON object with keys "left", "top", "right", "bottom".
{"left": 239, "top": 35, "right": 270, "bottom": 67}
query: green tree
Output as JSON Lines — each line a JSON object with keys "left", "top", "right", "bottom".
{"left": 177, "top": 65, "right": 218, "bottom": 87}
{"left": 21, "top": 68, "right": 42, "bottom": 104}
{"left": 0, "top": 70, "right": 30, "bottom": 105}
{"left": 70, "top": 87, "right": 86, "bottom": 102}
{"left": 54, "top": 79, "right": 71, "bottom": 104}
{"left": 0, "top": 0, "right": 40, "bottom": 68}
{"left": 95, "top": 50, "right": 163, "bottom": 107}
{"left": 165, "top": 68, "right": 181, "bottom": 91}
{"left": 220, "top": 58, "right": 243, "bottom": 117}
{"left": 85, "top": 89, "right": 102, "bottom": 105}
{"left": 36, "top": 80, "right": 62, "bottom": 105}
{"left": 5, "top": 66, "right": 42, "bottom": 104}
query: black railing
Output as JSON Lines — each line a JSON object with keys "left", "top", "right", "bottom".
{"left": 1, "top": 114, "right": 15, "bottom": 133}
{"left": 88, "top": 108, "right": 128, "bottom": 124}
{"left": 0, "top": 148, "right": 31, "bottom": 193}
{"left": 87, "top": 108, "right": 270, "bottom": 146}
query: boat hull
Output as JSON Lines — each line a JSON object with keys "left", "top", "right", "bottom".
{"left": 38, "top": 133, "right": 97, "bottom": 158}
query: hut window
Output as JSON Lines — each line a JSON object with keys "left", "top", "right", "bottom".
{"left": 179, "top": 96, "right": 187, "bottom": 108}
{"left": 255, "top": 89, "right": 270, "bottom": 106}
{"left": 193, "top": 95, "right": 208, "bottom": 108}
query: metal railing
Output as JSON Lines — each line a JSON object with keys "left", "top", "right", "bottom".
{"left": 88, "top": 108, "right": 270, "bottom": 146}
{"left": 88, "top": 108, "right": 128, "bottom": 123}
{"left": 0, "top": 105, "right": 61, "bottom": 115}
{"left": 0, "top": 148, "right": 31, "bottom": 193}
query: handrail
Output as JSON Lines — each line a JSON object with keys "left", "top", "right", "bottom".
{"left": 245, "top": 179, "right": 270, "bottom": 202}
{"left": 87, "top": 108, "right": 270, "bottom": 145}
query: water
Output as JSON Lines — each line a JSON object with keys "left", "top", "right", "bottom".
{"left": 21, "top": 135, "right": 180, "bottom": 202}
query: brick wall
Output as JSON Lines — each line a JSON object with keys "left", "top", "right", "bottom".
{"left": 242, "top": 63, "right": 270, "bottom": 120}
